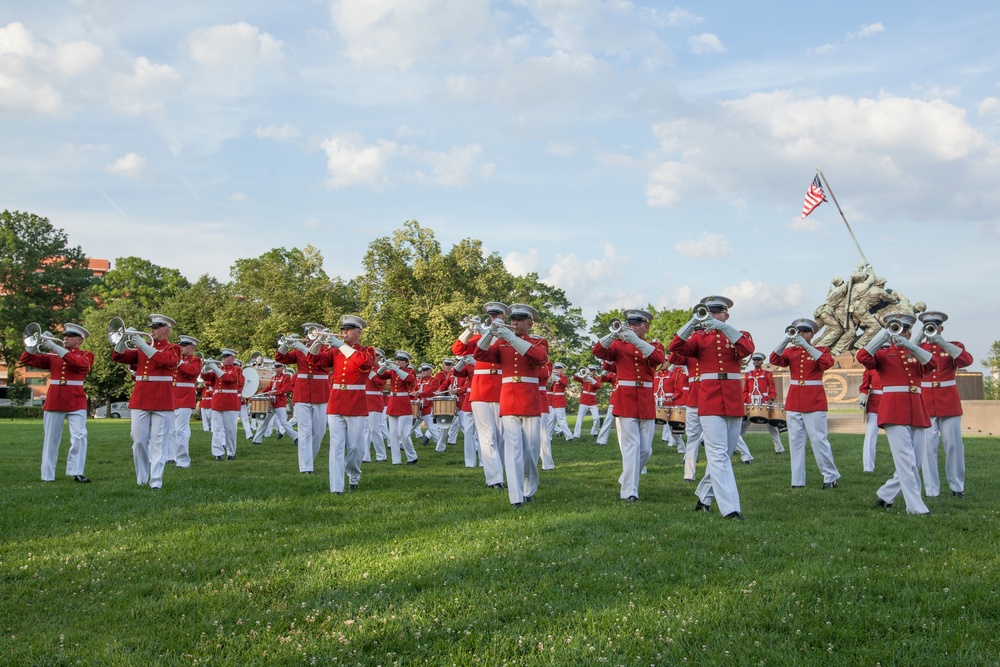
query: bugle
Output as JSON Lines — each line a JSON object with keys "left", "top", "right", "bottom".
{"left": 477, "top": 315, "right": 517, "bottom": 336}
{"left": 23, "top": 322, "right": 63, "bottom": 349}
{"left": 886, "top": 320, "right": 905, "bottom": 335}
{"left": 923, "top": 322, "right": 938, "bottom": 337}
{"left": 459, "top": 314, "right": 481, "bottom": 329}
{"left": 107, "top": 317, "right": 153, "bottom": 349}
{"left": 785, "top": 325, "right": 799, "bottom": 337}
{"left": 277, "top": 333, "right": 303, "bottom": 346}
{"left": 304, "top": 325, "right": 343, "bottom": 343}
{"left": 693, "top": 304, "right": 711, "bottom": 321}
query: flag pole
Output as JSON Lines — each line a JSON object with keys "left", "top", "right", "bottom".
{"left": 816, "top": 167, "right": 868, "bottom": 265}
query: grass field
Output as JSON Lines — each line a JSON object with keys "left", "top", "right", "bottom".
{"left": 1, "top": 418, "right": 998, "bottom": 666}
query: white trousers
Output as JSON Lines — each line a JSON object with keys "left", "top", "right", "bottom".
{"left": 433, "top": 414, "right": 450, "bottom": 452}
{"left": 786, "top": 411, "right": 841, "bottom": 486}
{"left": 539, "top": 409, "right": 554, "bottom": 469}
{"left": 412, "top": 413, "right": 441, "bottom": 439}
{"left": 388, "top": 415, "right": 418, "bottom": 464}
{"left": 255, "top": 406, "right": 297, "bottom": 444}
{"left": 736, "top": 432, "right": 754, "bottom": 463}
{"left": 471, "top": 401, "right": 504, "bottom": 485}
{"left": 40, "top": 410, "right": 88, "bottom": 481}
{"left": 211, "top": 410, "right": 238, "bottom": 457}
{"left": 683, "top": 407, "right": 703, "bottom": 480}
{"left": 863, "top": 413, "right": 880, "bottom": 472}
{"left": 551, "top": 407, "right": 573, "bottom": 440}
{"left": 922, "top": 416, "right": 965, "bottom": 495}
{"left": 573, "top": 404, "right": 601, "bottom": 438}
{"left": 200, "top": 408, "right": 213, "bottom": 431}
{"left": 460, "top": 409, "right": 480, "bottom": 467}
{"left": 740, "top": 418, "right": 785, "bottom": 453}
{"left": 170, "top": 408, "right": 193, "bottom": 467}
{"left": 501, "top": 415, "right": 540, "bottom": 505}
{"left": 596, "top": 405, "right": 615, "bottom": 444}
{"left": 447, "top": 414, "right": 461, "bottom": 444}
{"left": 294, "top": 402, "right": 328, "bottom": 473}
{"left": 366, "top": 411, "right": 388, "bottom": 461}
{"left": 618, "top": 417, "right": 654, "bottom": 499}
{"left": 877, "top": 425, "right": 930, "bottom": 514}
{"left": 239, "top": 404, "right": 255, "bottom": 438}
{"left": 694, "top": 415, "right": 742, "bottom": 516}
{"left": 130, "top": 409, "right": 172, "bottom": 488}
{"left": 328, "top": 414, "right": 365, "bottom": 492}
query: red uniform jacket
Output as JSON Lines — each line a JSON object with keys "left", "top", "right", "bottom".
{"left": 414, "top": 376, "right": 441, "bottom": 416}
{"left": 769, "top": 345, "right": 834, "bottom": 412}
{"left": 473, "top": 334, "right": 549, "bottom": 417}
{"left": 313, "top": 346, "right": 375, "bottom": 417}
{"left": 548, "top": 372, "right": 569, "bottom": 409}
{"left": 858, "top": 368, "right": 883, "bottom": 416}
{"left": 574, "top": 373, "right": 602, "bottom": 406}
{"left": 453, "top": 336, "right": 503, "bottom": 403}
{"left": 365, "top": 371, "right": 387, "bottom": 413}
{"left": 669, "top": 329, "right": 754, "bottom": 418}
{"left": 274, "top": 349, "right": 332, "bottom": 404}
{"left": 857, "top": 345, "right": 932, "bottom": 428}
{"left": 919, "top": 340, "right": 973, "bottom": 417}
{"left": 199, "top": 373, "right": 215, "bottom": 409}
{"left": 653, "top": 369, "right": 675, "bottom": 405}
{"left": 379, "top": 365, "right": 417, "bottom": 417}
{"left": 592, "top": 339, "right": 666, "bottom": 420}
{"left": 265, "top": 372, "right": 294, "bottom": 409}
{"left": 172, "top": 355, "right": 202, "bottom": 410}
{"left": 113, "top": 340, "right": 181, "bottom": 411}
{"left": 601, "top": 367, "right": 617, "bottom": 407}
{"left": 668, "top": 352, "right": 699, "bottom": 409}
{"left": 454, "top": 366, "right": 473, "bottom": 412}
{"left": 210, "top": 365, "right": 244, "bottom": 412}
{"left": 742, "top": 368, "right": 777, "bottom": 404}
{"left": 19, "top": 349, "right": 93, "bottom": 413}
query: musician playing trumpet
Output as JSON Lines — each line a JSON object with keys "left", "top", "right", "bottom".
{"left": 547, "top": 362, "right": 574, "bottom": 441}
{"left": 167, "top": 335, "right": 202, "bottom": 468}
{"left": 572, "top": 365, "right": 602, "bottom": 439}
{"left": 376, "top": 350, "right": 419, "bottom": 465}
{"left": 203, "top": 350, "right": 243, "bottom": 460}
{"left": 20, "top": 322, "right": 94, "bottom": 483}
{"left": 275, "top": 323, "right": 332, "bottom": 474}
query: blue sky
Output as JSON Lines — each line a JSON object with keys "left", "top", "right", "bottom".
{"left": 3, "top": 1, "right": 998, "bottom": 367}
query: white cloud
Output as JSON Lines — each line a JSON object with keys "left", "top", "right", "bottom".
{"left": 850, "top": 22, "right": 885, "bottom": 39}
{"left": 415, "top": 144, "right": 495, "bottom": 186}
{"left": 321, "top": 133, "right": 400, "bottom": 189}
{"left": 227, "top": 192, "right": 248, "bottom": 203}
{"left": 187, "top": 22, "right": 284, "bottom": 69}
{"left": 689, "top": 33, "right": 725, "bottom": 55}
{"left": 543, "top": 243, "right": 626, "bottom": 293}
{"left": 254, "top": 123, "right": 300, "bottom": 141}
{"left": 978, "top": 97, "right": 1000, "bottom": 116}
{"left": 0, "top": 22, "right": 41, "bottom": 57}
{"left": 674, "top": 232, "right": 732, "bottom": 259}
{"left": 106, "top": 152, "right": 147, "bottom": 178}
{"left": 0, "top": 73, "right": 63, "bottom": 114}
{"left": 788, "top": 214, "right": 822, "bottom": 233}
{"left": 51, "top": 41, "right": 103, "bottom": 77}
{"left": 111, "top": 57, "right": 183, "bottom": 116}
{"left": 722, "top": 280, "right": 809, "bottom": 312}
{"left": 504, "top": 248, "right": 540, "bottom": 276}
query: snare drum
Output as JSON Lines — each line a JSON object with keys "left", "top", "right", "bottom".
{"left": 655, "top": 405, "right": 671, "bottom": 425}
{"left": 248, "top": 395, "right": 273, "bottom": 419}
{"left": 768, "top": 404, "right": 787, "bottom": 430}
{"left": 668, "top": 406, "right": 687, "bottom": 433}
{"left": 411, "top": 400, "right": 423, "bottom": 420}
{"left": 746, "top": 404, "right": 770, "bottom": 424}
{"left": 432, "top": 396, "right": 457, "bottom": 424}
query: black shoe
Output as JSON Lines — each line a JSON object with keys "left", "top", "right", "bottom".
{"left": 489, "top": 483, "right": 507, "bottom": 490}
{"left": 227, "top": 455, "right": 235, "bottom": 460}
{"left": 166, "top": 460, "right": 175, "bottom": 465}
{"left": 407, "top": 459, "right": 418, "bottom": 466}
{"left": 625, "top": 496, "right": 638, "bottom": 503}
{"left": 350, "top": 484, "right": 358, "bottom": 491}
{"left": 790, "top": 485, "right": 804, "bottom": 489}
{"left": 743, "top": 460, "right": 752, "bottom": 465}
{"left": 511, "top": 502, "right": 523, "bottom": 508}
{"left": 953, "top": 490, "right": 965, "bottom": 498}
{"left": 422, "top": 436, "right": 430, "bottom": 446}
{"left": 73, "top": 475, "right": 91, "bottom": 483}
{"left": 277, "top": 433, "right": 283, "bottom": 440}
{"left": 215, "top": 455, "right": 223, "bottom": 461}
{"left": 875, "top": 497, "right": 892, "bottom": 509}
{"left": 822, "top": 481, "right": 839, "bottom": 490}
{"left": 684, "top": 478, "right": 695, "bottom": 483}
{"left": 252, "top": 440, "right": 262, "bottom": 445}
{"left": 694, "top": 500, "right": 711, "bottom": 512}
{"left": 724, "top": 511, "right": 745, "bottom": 521}
{"left": 524, "top": 495, "right": 533, "bottom": 503}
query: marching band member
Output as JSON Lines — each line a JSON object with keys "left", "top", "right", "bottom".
{"left": 275, "top": 323, "right": 332, "bottom": 474}
{"left": 251, "top": 362, "right": 298, "bottom": 445}
{"left": 364, "top": 349, "right": 388, "bottom": 462}
{"left": 770, "top": 318, "right": 840, "bottom": 489}
{"left": 441, "top": 359, "right": 464, "bottom": 448}
{"left": 235, "top": 359, "right": 256, "bottom": 440}
{"left": 672, "top": 351, "right": 703, "bottom": 480}
{"left": 670, "top": 296, "right": 754, "bottom": 520}
{"left": 198, "top": 370, "right": 214, "bottom": 432}
{"left": 654, "top": 363, "right": 675, "bottom": 444}
{"left": 111, "top": 314, "right": 180, "bottom": 489}
{"left": 473, "top": 303, "right": 549, "bottom": 507}
{"left": 856, "top": 313, "right": 933, "bottom": 515}
{"left": 452, "top": 302, "right": 508, "bottom": 489}
{"left": 454, "top": 355, "right": 480, "bottom": 467}
{"left": 593, "top": 309, "right": 666, "bottom": 501}
{"left": 411, "top": 363, "right": 442, "bottom": 446}
{"left": 311, "top": 315, "right": 375, "bottom": 493}
{"left": 431, "top": 359, "right": 458, "bottom": 451}
{"left": 20, "top": 322, "right": 94, "bottom": 483}
{"left": 537, "top": 359, "right": 555, "bottom": 470}
{"left": 377, "top": 350, "right": 419, "bottom": 465}
{"left": 917, "top": 311, "right": 973, "bottom": 498}
{"left": 594, "top": 361, "right": 617, "bottom": 446}
{"left": 204, "top": 350, "right": 243, "bottom": 460}
{"left": 168, "top": 335, "right": 201, "bottom": 468}
{"left": 741, "top": 353, "right": 785, "bottom": 454}
{"left": 858, "top": 366, "right": 883, "bottom": 472}
{"left": 572, "top": 365, "right": 602, "bottom": 439}
{"left": 547, "top": 362, "right": 574, "bottom": 441}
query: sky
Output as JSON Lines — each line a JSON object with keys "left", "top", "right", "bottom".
{"left": 3, "top": 0, "right": 999, "bottom": 368}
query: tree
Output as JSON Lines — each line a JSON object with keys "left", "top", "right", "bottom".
{"left": 88, "top": 256, "right": 190, "bottom": 311}
{"left": 0, "top": 210, "right": 96, "bottom": 382}
{"left": 79, "top": 298, "right": 148, "bottom": 408}
{"left": 983, "top": 341, "right": 1000, "bottom": 400}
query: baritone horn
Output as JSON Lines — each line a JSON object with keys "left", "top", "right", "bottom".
{"left": 106, "top": 317, "right": 153, "bottom": 348}
{"left": 23, "top": 322, "right": 63, "bottom": 349}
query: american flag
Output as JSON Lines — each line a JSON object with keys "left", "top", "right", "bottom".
{"left": 801, "top": 175, "right": 827, "bottom": 219}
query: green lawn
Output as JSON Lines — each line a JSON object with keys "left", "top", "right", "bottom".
{"left": 1, "top": 418, "right": 998, "bottom": 666}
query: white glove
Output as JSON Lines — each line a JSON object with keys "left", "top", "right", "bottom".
{"left": 858, "top": 394, "right": 868, "bottom": 409}
{"left": 26, "top": 342, "right": 40, "bottom": 354}
{"left": 773, "top": 335, "right": 791, "bottom": 356}
{"left": 619, "top": 329, "right": 641, "bottom": 347}
{"left": 291, "top": 341, "right": 309, "bottom": 354}
{"left": 495, "top": 325, "right": 516, "bottom": 343}
{"left": 394, "top": 366, "right": 409, "bottom": 380}
{"left": 382, "top": 361, "right": 399, "bottom": 373}
{"left": 509, "top": 336, "right": 532, "bottom": 356}
{"left": 863, "top": 328, "right": 890, "bottom": 356}
{"left": 599, "top": 331, "right": 617, "bottom": 348}
{"left": 44, "top": 340, "right": 70, "bottom": 358}
{"left": 114, "top": 337, "right": 128, "bottom": 354}
{"left": 278, "top": 340, "right": 290, "bottom": 354}
{"left": 676, "top": 316, "right": 700, "bottom": 341}
{"left": 715, "top": 321, "right": 743, "bottom": 344}
{"left": 894, "top": 335, "right": 933, "bottom": 365}
{"left": 789, "top": 334, "right": 806, "bottom": 348}
{"left": 633, "top": 338, "right": 656, "bottom": 358}
{"left": 134, "top": 336, "right": 155, "bottom": 357}
{"left": 328, "top": 336, "right": 344, "bottom": 349}
{"left": 929, "top": 335, "right": 963, "bottom": 359}
{"left": 454, "top": 358, "right": 467, "bottom": 372}
{"left": 798, "top": 340, "right": 823, "bottom": 361}
{"left": 458, "top": 328, "right": 474, "bottom": 345}
{"left": 465, "top": 355, "right": 476, "bottom": 366}
{"left": 308, "top": 339, "right": 324, "bottom": 355}
{"left": 477, "top": 331, "right": 496, "bottom": 350}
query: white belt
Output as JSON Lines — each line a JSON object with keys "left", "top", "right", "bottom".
{"left": 366, "top": 391, "right": 383, "bottom": 396}
{"left": 330, "top": 384, "right": 366, "bottom": 391}
{"left": 921, "top": 380, "right": 956, "bottom": 388}
{"left": 871, "top": 390, "right": 883, "bottom": 395}
{"left": 391, "top": 392, "right": 410, "bottom": 397}
{"left": 501, "top": 376, "right": 539, "bottom": 384}
{"left": 883, "top": 385, "right": 921, "bottom": 394}
{"left": 474, "top": 369, "right": 502, "bottom": 375}
{"left": 136, "top": 376, "right": 173, "bottom": 382}
{"left": 699, "top": 373, "right": 739, "bottom": 381}
{"left": 792, "top": 380, "right": 824, "bottom": 386}
{"left": 617, "top": 380, "right": 653, "bottom": 388}
{"left": 48, "top": 379, "right": 84, "bottom": 386}
{"left": 297, "top": 373, "right": 329, "bottom": 380}
{"left": 687, "top": 377, "right": 700, "bottom": 383}
{"left": 174, "top": 382, "right": 196, "bottom": 388}
{"left": 218, "top": 389, "right": 239, "bottom": 394}
{"left": 582, "top": 391, "right": 596, "bottom": 396}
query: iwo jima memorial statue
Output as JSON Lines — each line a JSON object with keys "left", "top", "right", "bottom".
{"left": 769, "top": 171, "right": 982, "bottom": 406}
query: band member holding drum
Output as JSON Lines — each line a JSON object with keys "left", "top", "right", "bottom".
{"left": 572, "top": 365, "right": 602, "bottom": 438}
{"left": 473, "top": 303, "right": 549, "bottom": 507}
{"left": 856, "top": 313, "right": 933, "bottom": 514}
{"left": 670, "top": 296, "right": 754, "bottom": 520}
{"left": 168, "top": 335, "right": 202, "bottom": 468}
{"left": 661, "top": 363, "right": 688, "bottom": 452}
{"left": 204, "top": 349, "right": 243, "bottom": 461}
{"left": 594, "top": 309, "right": 666, "bottom": 502}
{"left": 310, "top": 315, "right": 375, "bottom": 493}
{"left": 20, "top": 322, "right": 94, "bottom": 483}
{"left": 275, "top": 323, "right": 332, "bottom": 474}
{"left": 112, "top": 314, "right": 180, "bottom": 489}
{"left": 858, "top": 366, "right": 883, "bottom": 472}
{"left": 431, "top": 359, "right": 459, "bottom": 451}
{"left": 917, "top": 311, "right": 973, "bottom": 498}
{"left": 547, "top": 362, "right": 574, "bottom": 441}
{"left": 377, "top": 350, "right": 419, "bottom": 465}
{"left": 741, "top": 353, "right": 785, "bottom": 454}
{"left": 452, "top": 302, "right": 508, "bottom": 489}
{"left": 252, "top": 363, "right": 298, "bottom": 445}
{"left": 770, "top": 318, "right": 840, "bottom": 490}
{"left": 411, "top": 363, "right": 442, "bottom": 446}
{"left": 364, "top": 350, "right": 388, "bottom": 462}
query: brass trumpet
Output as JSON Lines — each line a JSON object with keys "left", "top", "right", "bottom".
{"left": 477, "top": 315, "right": 517, "bottom": 336}
{"left": 23, "top": 322, "right": 63, "bottom": 349}
{"left": 107, "top": 317, "right": 154, "bottom": 349}
{"left": 304, "top": 325, "right": 344, "bottom": 343}
{"left": 247, "top": 351, "right": 275, "bottom": 367}
{"left": 459, "top": 314, "right": 482, "bottom": 329}
{"left": 923, "top": 322, "right": 939, "bottom": 337}
{"left": 693, "top": 304, "right": 711, "bottom": 321}
{"left": 886, "top": 320, "right": 905, "bottom": 335}
{"left": 277, "top": 333, "right": 303, "bottom": 346}
{"left": 785, "top": 325, "right": 799, "bottom": 337}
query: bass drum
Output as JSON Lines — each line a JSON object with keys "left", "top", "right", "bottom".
{"left": 241, "top": 367, "right": 261, "bottom": 399}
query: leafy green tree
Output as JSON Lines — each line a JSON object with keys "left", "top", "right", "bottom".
{"left": 88, "top": 256, "right": 190, "bottom": 311}
{"left": 79, "top": 299, "right": 148, "bottom": 408}
{"left": 0, "top": 210, "right": 95, "bottom": 382}
{"left": 160, "top": 274, "right": 227, "bottom": 357}
{"left": 983, "top": 341, "right": 1000, "bottom": 400}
